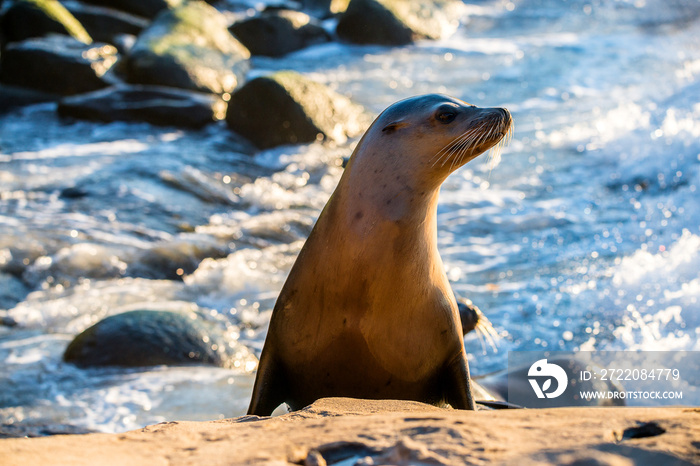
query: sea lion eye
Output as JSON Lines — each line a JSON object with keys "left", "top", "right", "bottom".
{"left": 436, "top": 111, "right": 457, "bottom": 124}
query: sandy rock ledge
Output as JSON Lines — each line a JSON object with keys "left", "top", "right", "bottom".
{"left": 1, "top": 398, "right": 698, "bottom": 465}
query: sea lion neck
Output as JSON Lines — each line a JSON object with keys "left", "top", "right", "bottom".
{"left": 335, "top": 154, "right": 442, "bottom": 236}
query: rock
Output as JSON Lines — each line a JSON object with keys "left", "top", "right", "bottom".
{"left": 229, "top": 10, "right": 330, "bottom": 57}
{"left": 0, "top": 84, "right": 58, "bottom": 114}
{"left": 0, "top": 0, "right": 92, "bottom": 46}
{"left": 0, "top": 36, "right": 117, "bottom": 95}
{"left": 0, "top": 273, "right": 29, "bottom": 310}
{"left": 77, "top": 0, "right": 184, "bottom": 19}
{"left": 59, "top": 186, "right": 90, "bottom": 199}
{"left": 23, "top": 243, "right": 127, "bottom": 288}
{"left": 128, "top": 240, "right": 228, "bottom": 280}
{"left": 1, "top": 312, "right": 19, "bottom": 327}
{"left": 336, "top": 0, "right": 462, "bottom": 46}
{"left": 0, "top": 241, "right": 47, "bottom": 278}
{"left": 57, "top": 85, "right": 226, "bottom": 128}
{"left": 62, "top": 0, "right": 149, "bottom": 45}
{"left": 225, "top": 71, "right": 372, "bottom": 149}
{"left": 63, "top": 310, "right": 245, "bottom": 368}
{"left": 300, "top": 0, "right": 350, "bottom": 17}
{"left": 125, "top": 1, "right": 250, "bottom": 95}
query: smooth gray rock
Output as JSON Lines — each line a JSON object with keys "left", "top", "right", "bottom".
{"left": 63, "top": 310, "right": 240, "bottom": 368}
{"left": 0, "top": 36, "right": 117, "bottom": 95}
{"left": 336, "top": 0, "right": 462, "bottom": 45}
{"left": 125, "top": 1, "right": 250, "bottom": 94}
{"left": 300, "top": 0, "right": 350, "bottom": 17}
{"left": 76, "top": 0, "right": 184, "bottom": 19}
{"left": 128, "top": 241, "right": 228, "bottom": 281}
{"left": 225, "top": 71, "right": 371, "bottom": 149}
{"left": 62, "top": 0, "right": 149, "bottom": 44}
{"left": 58, "top": 85, "right": 226, "bottom": 128}
{"left": 229, "top": 10, "right": 330, "bottom": 57}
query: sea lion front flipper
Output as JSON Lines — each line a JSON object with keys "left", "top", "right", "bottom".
{"left": 247, "top": 346, "right": 287, "bottom": 416}
{"left": 442, "top": 353, "right": 476, "bottom": 410}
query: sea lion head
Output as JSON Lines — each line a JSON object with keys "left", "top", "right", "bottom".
{"left": 349, "top": 94, "right": 512, "bottom": 191}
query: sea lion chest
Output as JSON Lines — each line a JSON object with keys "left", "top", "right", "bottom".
{"left": 270, "top": 203, "right": 462, "bottom": 403}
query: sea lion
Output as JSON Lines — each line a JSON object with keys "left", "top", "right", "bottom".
{"left": 248, "top": 94, "right": 513, "bottom": 415}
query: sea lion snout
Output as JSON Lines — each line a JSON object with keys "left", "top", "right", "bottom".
{"left": 494, "top": 107, "right": 513, "bottom": 135}
{"left": 499, "top": 107, "right": 512, "bottom": 124}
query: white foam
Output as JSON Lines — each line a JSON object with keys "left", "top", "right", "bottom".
{"left": 8, "top": 140, "right": 149, "bottom": 161}
{"left": 609, "top": 230, "right": 700, "bottom": 351}
{"left": 7, "top": 278, "right": 185, "bottom": 331}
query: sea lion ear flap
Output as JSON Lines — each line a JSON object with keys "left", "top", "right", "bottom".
{"left": 381, "top": 120, "right": 408, "bottom": 133}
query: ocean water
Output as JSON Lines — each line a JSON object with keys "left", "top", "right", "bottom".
{"left": 1, "top": 0, "right": 700, "bottom": 433}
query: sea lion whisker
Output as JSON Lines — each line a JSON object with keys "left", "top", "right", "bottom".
{"left": 431, "top": 133, "right": 467, "bottom": 167}
{"left": 436, "top": 126, "right": 481, "bottom": 158}
{"left": 487, "top": 120, "right": 514, "bottom": 170}
{"left": 432, "top": 128, "right": 479, "bottom": 168}
{"left": 448, "top": 130, "right": 482, "bottom": 169}
{"left": 437, "top": 132, "right": 472, "bottom": 160}
{"left": 472, "top": 127, "right": 489, "bottom": 152}
{"left": 485, "top": 321, "right": 502, "bottom": 344}
{"left": 446, "top": 134, "right": 473, "bottom": 169}
{"left": 485, "top": 126, "right": 500, "bottom": 169}
{"left": 476, "top": 320, "right": 500, "bottom": 352}
{"left": 456, "top": 123, "right": 493, "bottom": 167}
{"left": 443, "top": 124, "right": 482, "bottom": 150}
{"left": 474, "top": 326, "right": 489, "bottom": 355}
{"left": 456, "top": 123, "right": 488, "bottom": 149}
{"left": 454, "top": 127, "right": 484, "bottom": 166}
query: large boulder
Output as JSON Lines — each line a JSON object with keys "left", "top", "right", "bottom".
{"left": 0, "top": 36, "right": 117, "bottom": 95}
{"left": 62, "top": 1, "right": 149, "bottom": 45}
{"left": 225, "top": 71, "right": 372, "bottom": 149}
{"left": 336, "top": 0, "right": 462, "bottom": 45}
{"left": 63, "top": 310, "right": 248, "bottom": 368}
{"left": 58, "top": 85, "right": 226, "bottom": 128}
{"left": 76, "top": 0, "right": 184, "bottom": 19}
{"left": 125, "top": 1, "right": 250, "bottom": 95}
{"left": 229, "top": 10, "right": 330, "bottom": 57}
{"left": 0, "top": 0, "right": 92, "bottom": 46}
